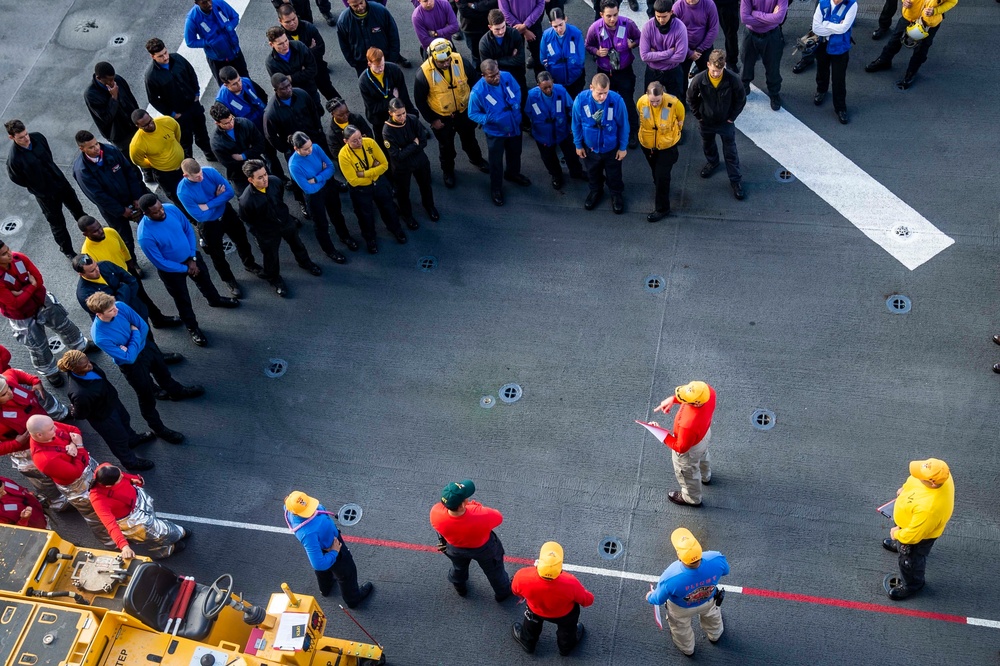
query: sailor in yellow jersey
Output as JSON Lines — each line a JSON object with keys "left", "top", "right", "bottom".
{"left": 882, "top": 458, "right": 954, "bottom": 599}
{"left": 413, "top": 38, "right": 490, "bottom": 188}
{"left": 865, "top": 0, "right": 957, "bottom": 89}
{"left": 636, "top": 81, "right": 684, "bottom": 222}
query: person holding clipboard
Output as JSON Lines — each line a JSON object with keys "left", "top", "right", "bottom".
{"left": 880, "top": 458, "right": 954, "bottom": 600}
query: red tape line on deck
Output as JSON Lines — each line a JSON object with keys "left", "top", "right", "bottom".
{"left": 739, "top": 587, "right": 968, "bottom": 624}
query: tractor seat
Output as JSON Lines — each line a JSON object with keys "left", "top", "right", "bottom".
{"left": 122, "top": 562, "right": 216, "bottom": 641}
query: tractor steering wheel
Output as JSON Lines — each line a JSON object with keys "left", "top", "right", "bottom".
{"left": 203, "top": 573, "right": 234, "bottom": 619}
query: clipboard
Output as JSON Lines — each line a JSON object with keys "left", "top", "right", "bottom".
{"left": 876, "top": 499, "right": 895, "bottom": 519}
{"left": 650, "top": 584, "right": 663, "bottom": 630}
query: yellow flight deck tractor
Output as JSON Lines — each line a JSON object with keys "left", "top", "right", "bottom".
{"left": 0, "top": 524, "right": 385, "bottom": 665}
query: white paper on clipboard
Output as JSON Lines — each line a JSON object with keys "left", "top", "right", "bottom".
{"left": 876, "top": 499, "right": 895, "bottom": 519}
{"left": 274, "top": 612, "right": 309, "bottom": 651}
{"left": 650, "top": 584, "right": 663, "bottom": 630}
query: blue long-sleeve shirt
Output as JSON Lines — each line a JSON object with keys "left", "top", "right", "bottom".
{"left": 647, "top": 551, "right": 730, "bottom": 608}
{"left": 137, "top": 204, "right": 198, "bottom": 273}
{"left": 184, "top": 0, "right": 242, "bottom": 62}
{"left": 572, "top": 89, "right": 629, "bottom": 153}
{"left": 286, "top": 504, "right": 341, "bottom": 570}
{"left": 468, "top": 72, "right": 522, "bottom": 138}
{"left": 288, "top": 146, "right": 337, "bottom": 195}
{"left": 527, "top": 84, "right": 574, "bottom": 146}
{"left": 91, "top": 301, "right": 148, "bottom": 366}
{"left": 540, "top": 25, "right": 586, "bottom": 86}
{"left": 177, "top": 166, "right": 234, "bottom": 223}
{"left": 215, "top": 77, "right": 267, "bottom": 128}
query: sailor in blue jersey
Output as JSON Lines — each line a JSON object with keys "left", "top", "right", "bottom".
{"left": 540, "top": 9, "right": 586, "bottom": 97}
{"left": 571, "top": 73, "right": 629, "bottom": 214}
{"left": 526, "top": 72, "right": 585, "bottom": 190}
{"left": 646, "top": 528, "right": 730, "bottom": 656}
{"left": 184, "top": 0, "right": 248, "bottom": 85}
{"left": 467, "top": 60, "right": 531, "bottom": 207}
{"left": 284, "top": 491, "right": 374, "bottom": 607}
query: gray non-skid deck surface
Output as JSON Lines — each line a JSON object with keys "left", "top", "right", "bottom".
{"left": 0, "top": 1, "right": 997, "bottom": 664}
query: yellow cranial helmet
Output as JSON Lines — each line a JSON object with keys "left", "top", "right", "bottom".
{"left": 429, "top": 38, "right": 453, "bottom": 62}
{"left": 675, "top": 381, "right": 710, "bottom": 406}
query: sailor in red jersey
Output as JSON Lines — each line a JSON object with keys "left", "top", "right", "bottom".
{"left": 429, "top": 479, "right": 512, "bottom": 600}
{"left": 26, "top": 414, "right": 114, "bottom": 546}
{"left": 511, "top": 541, "right": 594, "bottom": 655}
{"left": 89, "top": 462, "right": 188, "bottom": 559}
{"left": 0, "top": 372, "right": 69, "bottom": 510}
{"left": 0, "top": 476, "right": 47, "bottom": 528}
{"left": 653, "top": 379, "right": 717, "bottom": 507}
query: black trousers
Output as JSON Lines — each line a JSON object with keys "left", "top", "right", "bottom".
{"left": 207, "top": 52, "right": 249, "bottom": 86}
{"left": 176, "top": 104, "right": 215, "bottom": 159}
{"left": 87, "top": 401, "right": 145, "bottom": 468}
{"left": 304, "top": 182, "right": 352, "bottom": 254}
{"left": 117, "top": 342, "right": 184, "bottom": 433}
{"left": 348, "top": 179, "right": 402, "bottom": 242}
{"left": 815, "top": 43, "right": 849, "bottom": 112}
{"left": 682, "top": 52, "right": 712, "bottom": 97}
{"left": 315, "top": 58, "right": 340, "bottom": 101}
{"left": 741, "top": 27, "right": 785, "bottom": 97}
{"left": 898, "top": 538, "right": 936, "bottom": 590}
{"left": 565, "top": 75, "right": 585, "bottom": 99}
{"left": 644, "top": 65, "right": 685, "bottom": 101}
{"left": 253, "top": 225, "right": 312, "bottom": 285}
{"left": 521, "top": 602, "right": 581, "bottom": 653}
{"left": 152, "top": 168, "right": 185, "bottom": 210}
{"left": 877, "top": 0, "right": 898, "bottom": 31}
{"left": 432, "top": 112, "right": 485, "bottom": 175}
{"left": 601, "top": 64, "right": 639, "bottom": 140}
{"left": 879, "top": 17, "right": 940, "bottom": 75}
{"left": 135, "top": 275, "right": 171, "bottom": 325}
{"left": 155, "top": 253, "right": 222, "bottom": 330}
{"left": 524, "top": 19, "right": 544, "bottom": 74}
{"left": 486, "top": 134, "right": 523, "bottom": 192}
{"left": 314, "top": 538, "right": 363, "bottom": 603}
{"left": 642, "top": 145, "right": 678, "bottom": 213}
{"left": 583, "top": 148, "right": 625, "bottom": 196}
{"left": 537, "top": 137, "right": 585, "bottom": 180}
{"left": 392, "top": 154, "right": 435, "bottom": 218}
{"left": 35, "top": 181, "right": 85, "bottom": 257}
{"left": 716, "top": 2, "right": 741, "bottom": 66}
{"left": 464, "top": 29, "right": 488, "bottom": 69}
{"left": 444, "top": 531, "right": 510, "bottom": 596}
{"left": 199, "top": 204, "right": 257, "bottom": 283}
{"left": 700, "top": 122, "right": 741, "bottom": 182}
{"left": 101, "top": 212, "right": 137, "bottom": 257}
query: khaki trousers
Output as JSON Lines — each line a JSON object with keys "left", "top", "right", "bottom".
{"left": 671, "top": 427, "right": 712, "bottom": 504}
{"left": 665, "top": 597, "right": 723, "bottom": 655}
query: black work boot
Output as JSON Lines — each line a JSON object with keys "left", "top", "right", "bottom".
{"left": 512, "top": 623, "right": 536, "bottom": 654}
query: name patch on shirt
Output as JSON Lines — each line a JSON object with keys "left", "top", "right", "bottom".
{"left": 569, "top": 42, "right": 576, "bottom": 54}
{"left": 547, "top": 44, "right": 556, "bottom": 55}
{"left": 230, "top": 100, "right": 244, "bottom": 110}
{"left": 485, "top": 94, "right": 498, "bottom": 106}
{"left": 506, "top": 86, "right": 516, "bottom": 99}
{"left": 12, "top": 388, "right": 27, "bottom": 399}
{"left": 200, "top": 22, "right": 212, "bottom": 32}
{"left": 532, "top": 103, "right": 542, "bottom": 115}
{"left": 2, "top": 411, "right": 18, "bottom": 419}
{"left": 555, "top": 100, "right": 562, "bottom": 112}
{"left": 13, "top": 261, "right": 26, "bottom": 274}
{"left": 3, "top": 503, "right": 18, "bottom": 512}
